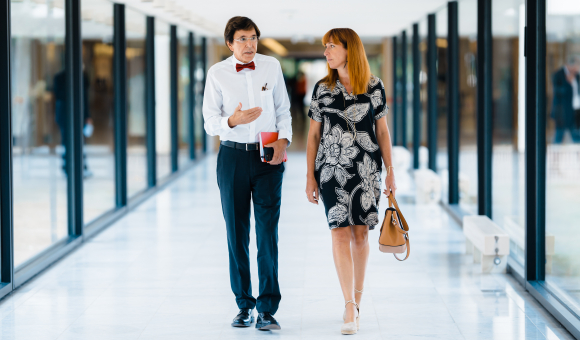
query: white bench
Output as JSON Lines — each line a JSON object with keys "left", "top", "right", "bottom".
{"left": 413, "top": 169, "right": 441, "bottom": 204}
{"left": 503, "top": 216, "right": 555, "bottom": 273}
{"left": 464, "top": 216, "right": 510, "bottom": 273}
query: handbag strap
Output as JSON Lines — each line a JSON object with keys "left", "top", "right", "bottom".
{"left": 388, "top": 196, "right": 409, "bottom": 232}
{"left": 388, "top": 196, "right": 410, "bottom": 261}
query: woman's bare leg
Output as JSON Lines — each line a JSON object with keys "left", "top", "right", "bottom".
{"left": 331, "top": 226, "right": 357, "bottom": 323}
{"left": 351, "top": 225, "right": 370, "bottom": 306}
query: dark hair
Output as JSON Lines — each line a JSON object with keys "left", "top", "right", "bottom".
{"left": 224, "top": 16, "right": 261, "bottom": 47}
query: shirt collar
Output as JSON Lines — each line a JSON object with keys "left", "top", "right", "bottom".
{"left": 231, "top": 54, "right": 257, "bottom": 71}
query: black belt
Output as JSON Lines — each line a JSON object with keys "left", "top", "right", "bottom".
{"left": 221, "top": 141, "right": 260, "bottom": 151}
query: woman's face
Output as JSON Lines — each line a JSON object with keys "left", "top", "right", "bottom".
{"left": 324, "top": 38, "right": 347, "bottom": 70}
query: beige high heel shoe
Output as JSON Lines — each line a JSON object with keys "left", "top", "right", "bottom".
{"left": 343, "top": 288, "right": 363, "bottom": 330}
{"left": 341, "top": 300, "right": 359, "bottom": 335}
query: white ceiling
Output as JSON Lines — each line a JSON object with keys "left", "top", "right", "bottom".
{"left": 121, "top": 0, "right": 452, "bottom": 39}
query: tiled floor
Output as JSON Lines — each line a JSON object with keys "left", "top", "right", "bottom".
{"left": 0, "top": 153, "right": 575, "bottom": 339}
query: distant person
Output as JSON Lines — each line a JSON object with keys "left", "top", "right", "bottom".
{"left": 305, "top": 28, "right": 397, "bottom": 335}
{"left": 551, "top": 55, "right": 580, "bottom": 144}
{"left": 53, "top": 69, "right": 93, "bottom": 177}
{"left": 203, "top": 16, "right": 292, "bottom": 331}
{"left": 293, "top": 71, "right": 307, "bottom": 120}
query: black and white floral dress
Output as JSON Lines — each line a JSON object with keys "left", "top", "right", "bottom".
{"left": 308, "top": 76, "right": 388, "bottom": 230}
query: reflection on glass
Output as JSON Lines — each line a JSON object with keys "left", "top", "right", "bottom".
{"left": 81, "top": 0, "right": 115, "bottom": 224}
{"left": 491, "top": 0, "right": 525, "bottom": 266}
{"left": 126, "top": 8, "right": 147, "bottom": 197}
{"left": 458, "top": 0, "right": 478, "bottom": 213}
{"left": 155, "top": 21, "right": 171, "bottom": 180}
{"left": 11, "top": 0, "right": 68, "bottom": 266}
{"left": 545, "top": 0, "right": 580, "bottom": 314}
{"left": 436, "top": 8, "right": 449, "bottom": 203}
{"left": 178, "top": 28, "right": 190, "bottom": 167}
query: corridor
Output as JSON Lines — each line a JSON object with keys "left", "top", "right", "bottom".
{"left": 0, "top": 154, "right": 574, "bottom": 339}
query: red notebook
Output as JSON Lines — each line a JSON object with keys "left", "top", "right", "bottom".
{"left": 259, "top": 132, "right": 288, "bottom": 163}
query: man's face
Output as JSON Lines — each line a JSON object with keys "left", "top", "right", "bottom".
{"left": 227, "top": 28, "right": 258, "bottom": 64}
{"left": 569, "top": 62, "right": 580, "bottom": 74}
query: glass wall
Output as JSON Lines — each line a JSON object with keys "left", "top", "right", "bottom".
{"left": 406, "top": 27, "right": 414, "bottom": 150}
{"left": 194, "top": 37, "right": 204, "bottom": 153}
{"left": 126, "top": 8, "right": 147, "bottom": 197}
{"left": 155, "top": 20, "right": 171, "bottom": 180}
{"left": 419, "top": 20, "right": 428, "bottom": 168}
{"left": 545, "top": 0, "right": 580, "bottom": 314}
{"left": 177, "top": 28, "right": 190, "bottom": 167}
{"left": 436, "top": 7, "right": 449, "bottom": 202}
{"left": 458, "top": 0, "right": 478, "bottom": 213}
{"left": 492, "top": 0, "right": 526, "bottom": 266}
{"left": 81, "top": 0, "right": 115, "bottom": 224}
{"left": 11, "top": 0, "right": 68, "bottom": 266}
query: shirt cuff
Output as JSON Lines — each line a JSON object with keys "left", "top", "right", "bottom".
{"left": 221, "top": 116, "right": 233, "bottom": 135}
{"left": 278, "top": 129, "right": 292, "bottom": 147}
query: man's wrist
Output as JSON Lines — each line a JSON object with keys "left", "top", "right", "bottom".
{"left": 227, "top": 116, "right": 237, "bottom": 128}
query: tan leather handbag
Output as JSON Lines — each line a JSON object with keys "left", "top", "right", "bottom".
{"left": 378, "top": 196, "right": 410, "bottom": 261}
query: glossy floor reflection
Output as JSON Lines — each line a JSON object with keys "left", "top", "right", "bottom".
{"left": 0, "top": 152, "right": 575, "bottom": 339}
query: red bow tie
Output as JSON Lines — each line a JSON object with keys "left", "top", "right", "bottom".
{"left": 236, "top": 61, "right": 255, "bottom": 72}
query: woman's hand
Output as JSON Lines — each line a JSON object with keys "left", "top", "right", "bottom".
{"left": 383, "top": 168, "right": 397, "bottom": 198}
{"left": 306, "top": 176, "right": 319, "bottom": 204}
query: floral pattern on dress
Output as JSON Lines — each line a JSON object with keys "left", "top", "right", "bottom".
{"left": 308, "top": 75, "right": 389, "bottom": 230}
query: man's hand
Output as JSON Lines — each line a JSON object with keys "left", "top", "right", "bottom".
{"left": 228, "top": 103, "right": 262, "bottom": 128}
{"left": 265, "top": 139, "right": 288, "bottom": 165}
{"left": 567, "top": 72, "right": 576, "bottom": 84}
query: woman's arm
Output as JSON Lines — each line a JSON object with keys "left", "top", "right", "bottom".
{"left": 375, "top": 116, "right": 397, "bottom": 197}
{"left": 306, "top": 119, "right": 322, "bottom": 204}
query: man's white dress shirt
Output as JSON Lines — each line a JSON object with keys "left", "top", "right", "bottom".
{"left": 203, "top": 53, "right": 293, "bottom": 144}
{"left": 564, "top": 66, "right": 580, "bottom": 110}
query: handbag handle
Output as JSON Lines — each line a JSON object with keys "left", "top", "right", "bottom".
{"left": 387, "top": 196, "right": 410, "bottom": 261}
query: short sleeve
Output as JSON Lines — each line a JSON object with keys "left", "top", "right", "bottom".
{"left": 373, "top": 78, "right": 388, "bottom": 120}
{"left": 307, "top": 83, "right": 323, "bottom": 122}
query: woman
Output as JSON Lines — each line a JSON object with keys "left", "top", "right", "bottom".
{"left": 305, "top": 28, "right": 396, "bottom": 335}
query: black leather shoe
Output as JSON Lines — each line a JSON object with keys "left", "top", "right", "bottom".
{"left": 256, "top": 312, "right": 281, "bottom": 330}
{"left": 231, "top": 309, "right": 254, "bottom": 327}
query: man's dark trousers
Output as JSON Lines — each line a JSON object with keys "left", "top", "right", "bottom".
{"left": 216, "top": 144, "right": 284, "bottom": 315}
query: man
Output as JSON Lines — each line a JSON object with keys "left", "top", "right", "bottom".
{"left": 53, "top": 68, "right": 93, "bottom": 177}
{"left": 203, "top": 16, "right": 292, "bottom": 331}
{"left": 551, "top": 55, "right": 580, "bottom": 144}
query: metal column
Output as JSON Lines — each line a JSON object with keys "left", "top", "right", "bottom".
{"left": 447, "top": 1, "right": 459, "bottom": 204}
{"left": 65, "top": 0, "right": 83, "bottom": 234}
{"left": 401, "top": 31, "right": 408, "bottom": 149}
{"left": 145, "top": 17, "right": 156, "bottom": 187}
{"left": 188, "top": 32, "right": 196, "bottom": 160}
{"left": 170, "top": 25, "right": 178, "bottom": 172}
{"left": 412, "top": 23, "right": 421, "bottom": 169}
{"left": 113, "top": 3, "right": 127, "bottom": 207}
{"left": 524, "top": 0, "right": 546, "bottom": 283}
{"left": 477, "top": 0, "right": 492, "bottom": 217}
{"left": 427, "top": 14, "right": 438, "bottom": 171}
{"left": 0, "top": 0, "right": 14, "bottom": 295}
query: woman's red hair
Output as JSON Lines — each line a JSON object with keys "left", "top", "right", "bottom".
{"left": 321, "top": 28, "right": 372, "bottom": 95}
